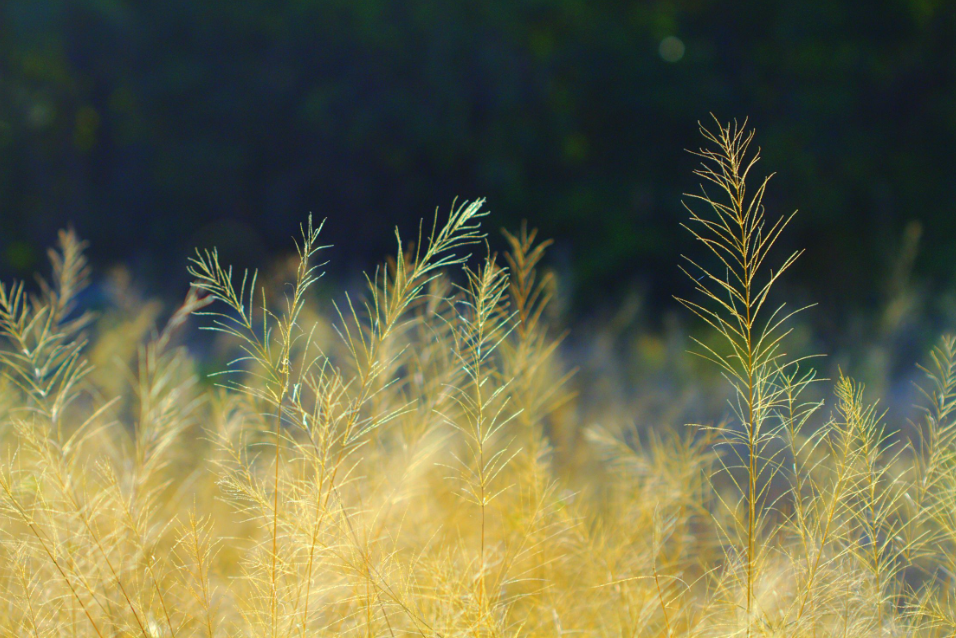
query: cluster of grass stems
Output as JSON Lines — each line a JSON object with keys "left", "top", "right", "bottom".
{"left": 2, "top": 120, "right": 956, "bottom": 637}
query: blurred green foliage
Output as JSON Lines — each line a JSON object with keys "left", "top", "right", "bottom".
{"left": 0, "top": 0, "right": 954, "bottom": 318}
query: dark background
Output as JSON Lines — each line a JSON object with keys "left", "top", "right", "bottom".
{"left": 2, "top": 0, "right": 955, "bottom": 338}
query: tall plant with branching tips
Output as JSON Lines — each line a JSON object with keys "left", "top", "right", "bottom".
{"left": 0, "top": 229, "right": 93, "bottom": 437}
{"left": 676, "top": 118, "right": 808, "bottom": 636}
{"left": 188, "top": 215, "right": 328, "bottom": 638}
{"left": 907, "top": 337, "right": 956, "bottom": 559}
{"left": 445, "top": 254, "right": 518, "bottom": 627}
{"left": 291, "top": 199, "right": 489, "bottom": 636}
{"left": 501, "top": 223, "right": 575, "bottom": 439}
{"left": 836, "top": 375, "right": 911, "bottom": 635}
{"left": 0, "top": 230, "right": 109, "bottom": 637}
{"left": 912, "top": 338, "right": 956, "bottom": 633}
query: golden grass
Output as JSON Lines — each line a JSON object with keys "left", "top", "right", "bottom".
{"left": 1, "top": 120, "right": 955, "bottom": 637}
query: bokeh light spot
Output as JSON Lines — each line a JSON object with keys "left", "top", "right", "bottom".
{"left": 659, "top": 36, "right": 685, "bottom": 62}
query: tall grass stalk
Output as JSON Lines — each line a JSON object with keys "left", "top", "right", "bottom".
{"left": 677, "top": 118, "right": 806, "bottom": 635}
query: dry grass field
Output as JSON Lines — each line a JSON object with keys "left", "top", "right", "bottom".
{"left": 1, "top": 120, "right": 955, "bottom": 637}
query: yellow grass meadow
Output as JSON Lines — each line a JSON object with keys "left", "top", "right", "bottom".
{"left": 1, "top": 120, "right": 955, "bottom": 637}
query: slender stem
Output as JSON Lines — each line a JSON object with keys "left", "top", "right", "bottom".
{"left": 655, "top": 571, "right": 672, "bottom": 637}
{"left": 271, "top": 395, "right": 285, "bottom": 638}
{"left": 190, "top": 519, "right": 214, "bottom": 638}
{"left": 476, "top": 349, "right": 487, "bottom": 622}
{"left": 733, "top": 136, "right": 757, "bottom": 638}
